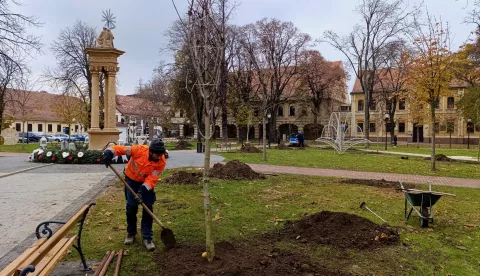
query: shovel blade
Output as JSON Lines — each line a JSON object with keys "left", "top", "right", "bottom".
{"left": 161, "top": 228, "right": 176, "bottom": 250}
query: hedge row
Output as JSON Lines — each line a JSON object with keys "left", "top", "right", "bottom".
{"left": 32, "top": 149, "right": 127, "bottom": 164}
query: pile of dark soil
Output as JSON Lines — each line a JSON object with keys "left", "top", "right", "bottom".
{"left": 162, "top": 170, "right": 202, "bottom": 185}
{"left": 240, "top": 145, "right": 262, "bottom": 153}
{"left": 341, "top": 178, "right": 414, "bottom": 189}
{"left": 424, "top": 154, "right": 454, "bottom": 162}
{"left": 158, "top": 241, "right": 348, "bottom": 276}
{"left": 175, "top": 140, "right": 193, "bottom": 150}
{"left": 210, "top": 160, "right": 265, "bottom": 180}
{"left": 268, "top": 211, "right": 399, "bottom": 250}
{"left": 276, "top": 143, "right": 291, "bottom": 150}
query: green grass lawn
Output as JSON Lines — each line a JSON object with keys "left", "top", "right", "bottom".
{"left": 380, "top": 144, "right": 480, "bottom": 158}
{"left": 219, "top": 147, "right": 480, "bottom": 178}
{"left": 64, "top": 172, "right": 480, "bottom": 275}
{"left": 0, "top": 143, "right": 69, "bottom": 153}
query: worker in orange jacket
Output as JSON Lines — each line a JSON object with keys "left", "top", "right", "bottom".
{"left": 102, "top": 139, "right": 167, "bottom": 251}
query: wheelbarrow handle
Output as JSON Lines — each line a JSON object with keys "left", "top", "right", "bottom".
{"left": 109, "top": 165, "right": 167, "bottom": 229}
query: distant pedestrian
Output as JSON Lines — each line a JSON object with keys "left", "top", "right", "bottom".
{"left": 393, "top": 135, "right": 398, "bottom": 147}
{"left": 298, "top": 132, "right": 305, "bottom": 148}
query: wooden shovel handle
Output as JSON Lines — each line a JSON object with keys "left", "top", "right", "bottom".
{"left": 109, "top": 165, "right": 167, "bottom": 229}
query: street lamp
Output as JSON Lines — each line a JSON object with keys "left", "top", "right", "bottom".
{"left": 267, "top": 113, "right": 271, "bottom": 147}
{"left": 384, "top": 112, "right": 390, "bottom": 150}
{"left": 468, "top": 118, "right": 473, "bottom": 149}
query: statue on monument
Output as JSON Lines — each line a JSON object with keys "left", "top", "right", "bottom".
{"left": 97, "top": 27, "right": 114, "bottom": 48}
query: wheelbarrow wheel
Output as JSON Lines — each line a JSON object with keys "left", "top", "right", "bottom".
{"left": 420, "top": 207, "right": 429, "bottom": 228}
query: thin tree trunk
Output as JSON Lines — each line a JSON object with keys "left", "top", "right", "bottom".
{"left": 221, "top": 60, "right": 228, "bottom": 142}
{"left": 364, "top": 105, "right": 370, "bottom": 148}
{"left": 203, "top": 113, "right": 214, "bottom": 261}
{"left": 417, "top": 125, "right": 419, "bottom": 149}
{"left": 431, "top": 111, "right": 436, "bottom": 171}
{"left": 262, "top": 116, "right": 267, "bottom": 161}
{"left": 449, "top": 132, "right": 451, "bottom": 149}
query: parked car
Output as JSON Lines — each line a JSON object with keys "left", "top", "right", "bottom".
{"left": 18, "top": 132, "right": 44, "bottom": 143}
{"left": 70, "top": 134, "right": 86, "bottom": 142}
{"left": 47, "top": 134, "right": 69, "bottom": 142}
{"left": 289, "top": 133, "right": 299, "bottom": 146}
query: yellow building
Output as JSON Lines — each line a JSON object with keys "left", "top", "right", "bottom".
{"left": 350, "top": 78, "right": 477, "bottom": 145}
{"left": 4, "top": 90, "right": 85, "bottom": 136}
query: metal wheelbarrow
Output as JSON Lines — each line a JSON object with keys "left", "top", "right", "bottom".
{"left": 398, "top": 181, "right": 455, "bottom": 228}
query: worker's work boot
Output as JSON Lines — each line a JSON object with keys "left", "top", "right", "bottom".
{"left": 143, "top": 239, "right": 155, "bottom": 251}
{"left": 124, "top": 234, "right": 135, "bottom": 245}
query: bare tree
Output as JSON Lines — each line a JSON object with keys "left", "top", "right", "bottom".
{"left": 172, "top": 0, "right": 231, "bottom": 261}
{"left": 298, "top": 50, "right": 346, "bottom": 126}
{"left": 374, "top": 40, "right": 410, "bottom": 143}
{"left": 44, "top": 20, "right": 101, "bottom": 130}
{"left": 239, "top": 19, "right": 310, "bottom": 160}
{"left": 324, "top": 0, "right": 416, "bottom": 143}
{"left": 135, "top": 63, "right": 174, "bottom": 140}
{"left": 0, "top": 0, "right": 42, "bottom": 130}
{"left": 51, "top": 90, "right": 86, "bottom": 140}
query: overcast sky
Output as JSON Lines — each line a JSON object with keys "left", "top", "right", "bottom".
{"left": 13, "top": 0, "right": 477, "bottom": 96}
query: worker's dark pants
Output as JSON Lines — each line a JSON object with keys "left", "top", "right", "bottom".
{"left": 124, "top": 176, "right": 156, "bottom": 240}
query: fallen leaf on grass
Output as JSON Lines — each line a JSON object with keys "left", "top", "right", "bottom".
{"left": 464, "top": 223, "right": 476, "bottom": 228}
{"left": 456, "top": 245, "right": 467, "bottom": 251}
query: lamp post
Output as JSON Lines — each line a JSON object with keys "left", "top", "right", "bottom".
{"left": 468, "top": 118, "right": 472, "bottom": 149}
{"left": 384, "top": 112, "right": 390, "bottom": 150}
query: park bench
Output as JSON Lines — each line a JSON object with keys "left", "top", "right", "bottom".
{"left": 1, "top": 203, "right": 95, "bottom": 276}
{"left": 216, "top": 142, "right": 236, "bottom": 151}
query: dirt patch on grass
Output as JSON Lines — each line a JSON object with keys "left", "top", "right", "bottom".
{"left": 240, "top": 145, "right": 262, "bottom": 153}
{"left": 276, "top": 143, "right": 291, "bottom": 150}
{"left": 210, "top": 160, "right": 265, "bottom": 180}
{"left": 175, "top": 140, "right": 193, "bottom": 150}
{"left": 162, "top": 171, "right": 202, "bottom": 185}
{"left": 268, "top": 211, "right": 400, "bottom": 250}
{"left": 341, "top": 178, "right": 415, "bottom": 189}
{"left": 158, "top": 240, "right": 348, "bottom": 276}
{"left": 424, "top": 154, "right": 454, "bottom": 162}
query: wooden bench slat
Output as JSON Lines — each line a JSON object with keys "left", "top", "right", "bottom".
{"left": 35, "top": 236, "right": 77, "bottom": 276}
{"left": 0, "top": 239, "right": 47, "bottom": 276}
{"left": 17, "top": 205, "right": 89, "bottom": 270}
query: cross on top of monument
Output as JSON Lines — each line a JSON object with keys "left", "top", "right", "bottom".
{"left": 101, "top": 9, "right": 116, "bottom": 30}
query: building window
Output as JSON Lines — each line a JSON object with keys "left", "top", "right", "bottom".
{"left": 57, "top": 124, "right": 61, "bottom": 132}
{"left": 278, "top": 106, "right": 284, "bottom": 117}
{"left": 370, "top": 123, "right": 376, "bottom": 133}
{"left": 386, "top": 100, "right": 392, "bottom": 111}
{"left": 447, "top": 97, "right": 454, "bottom": 109}
{"left": 48, "top": 124, "right": 52, "bottom": 132}
{"left": 253, "top": 109, "right": 259, "bottom": 117}
{"left": 179, "top": 110, "right": 183, "bottom": 117}
{"left": 370, "top": 100, "right": 376, "bottom": 110}
{"left": 434, "top": 98, "right": 440, "bottom": 109}
{"left": 75, "top": 125, "right": 79, "bottom": 132}
{"left": 399, "top": 99, "right": 406, "bottom": 110}
{"left": 358, "top": 100, "right": 364, "bottom": 111}
{"left": 27, "top": 124, "right": 32, "bottom": 132}
{"left": 399, "top": 122, "right": 405, "bottom": 133}
{"left": 357, "top": 122, "right": 364, "bottom": 132}
{"left": 38, "top": 124, "right": 43, "bottom": 132}
{"left": 289, "top": 105, "right": 295, "bottom": 116}
{"left": 15, "top": 123, "right": 21, "bottom": 131}
{"left": 434, "top": 122, "right": 440, "bottom": 133}
{"left": 446, "top": 121, "right": 455, "bottom": 133}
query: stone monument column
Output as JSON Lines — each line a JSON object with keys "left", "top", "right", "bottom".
{"left": 85, "top": 27, "right": 125, "bottom": 150}
{"left": 90, "top": 70, "right": 100, "bottom": 130}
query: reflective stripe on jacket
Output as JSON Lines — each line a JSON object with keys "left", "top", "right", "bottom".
{"left": 107, "top": 145, "right": 166, "bottom": 190}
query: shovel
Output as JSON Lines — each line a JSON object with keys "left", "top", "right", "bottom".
{"left": 108, "top": 165, "right": 176, "bottom": 250}
{"left": 360, "top": 201, "right": 387, "bottom": 223}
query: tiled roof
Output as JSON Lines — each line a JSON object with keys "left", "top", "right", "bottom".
{"left": 4, "top": 89, "right": 65, "bottom": 122}
{"left": 116, "top": 95, "right": 169, "bottom": 117}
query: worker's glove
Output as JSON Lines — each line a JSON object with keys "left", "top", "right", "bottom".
{"left": 102, "top": 150, "right": 114, "bottom": 168}
{"left": 136, "top": 184, "right": 149, "bottom": 204}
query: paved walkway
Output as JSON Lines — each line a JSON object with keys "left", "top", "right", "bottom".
{"left": 247, "top": 163, "right": 480, "bottom": 188}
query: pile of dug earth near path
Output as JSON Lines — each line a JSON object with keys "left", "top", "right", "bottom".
{"left": 162, "top": 170, "right": 202, "bottom": 185}
{"left": 240, "top": 144, "right": 262, "bottom": 153}
{"left": 268, "top": 211, "right": 399, "bottom": 250}
{"left": 276, "top": 142, "right": 291, "bottom": 150}
{"left": 210, "top": 160, "right": 265, "bottom": 180}
{"left": 158, "top": 241, "right": 349, "bottom": 276}
{"left": 425, "top": 154, "right": 454, "bottom": 162}
{"left": 341, "top": 178, "right": 415, "bottom": 189}
{"left": 175, "top": 140, "right": 193, "bottom": 150}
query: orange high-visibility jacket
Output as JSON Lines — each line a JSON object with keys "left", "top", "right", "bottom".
{"left": 107, "top": 145, "right": 166, "bottom": 190}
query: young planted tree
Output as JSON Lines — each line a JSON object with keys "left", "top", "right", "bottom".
{"left": 298, "top": 50, "right": 346, "bottom": 125}
{"left": 405, "top": 15, "right": 457, "bottom": 170}
{"left": 324, "top": 0, "right": 416, "bottom": 143}
{"left": 172, "top": 0, "right": 231, "bottom": 261}
{"left": 239, "top": 19, "right": 310, "bottom": 160}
